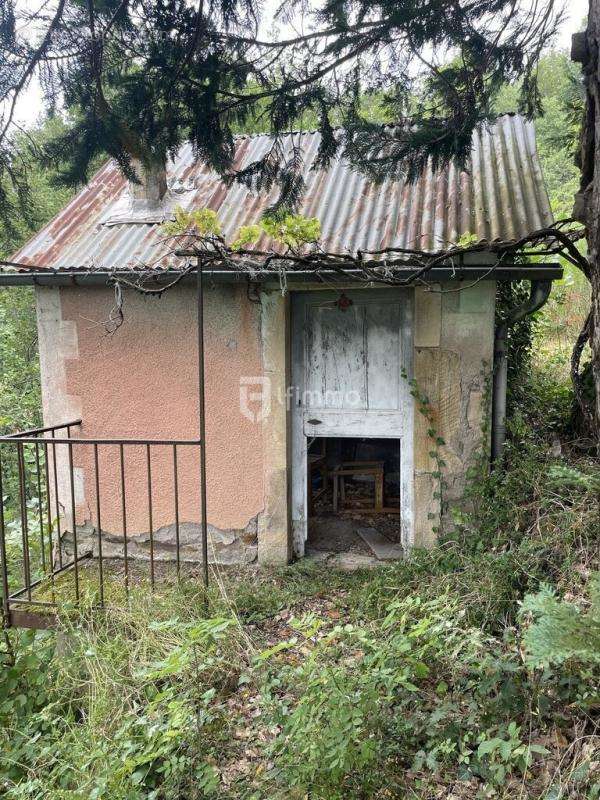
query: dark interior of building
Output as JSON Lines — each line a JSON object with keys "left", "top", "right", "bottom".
{"left": 306, "top": 437, "right": 402, "bottom": 558}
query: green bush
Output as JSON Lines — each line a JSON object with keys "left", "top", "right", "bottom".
{"left": 522, "top": 575, "right": 600, "bottom": 669}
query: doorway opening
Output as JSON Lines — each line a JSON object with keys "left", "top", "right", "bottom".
{"left": 306, "top": 437, "right": 403, "bottom": 560}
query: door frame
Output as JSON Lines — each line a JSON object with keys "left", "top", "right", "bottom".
{"left": 290, "top": 288, "right": 414, "bottom": 557}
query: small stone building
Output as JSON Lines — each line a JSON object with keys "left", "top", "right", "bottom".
{"left": 1, "top": 113, "right": 558, "bottom": 565}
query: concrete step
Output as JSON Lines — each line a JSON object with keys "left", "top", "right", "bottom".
{"left": 356, "top": 527, "right": 404, "bottom": 560}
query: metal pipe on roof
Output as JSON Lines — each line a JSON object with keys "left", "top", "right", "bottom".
{"left": 491, "top": 279, "right": 553, "bottom": 463}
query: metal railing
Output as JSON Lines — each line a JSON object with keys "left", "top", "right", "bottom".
{"left": 0, "top": 420, "right": 206, "bottom": 628}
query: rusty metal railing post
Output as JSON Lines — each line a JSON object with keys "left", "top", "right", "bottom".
{"left": 50, "top": 430, "right": 63, "bottom": 569}
{"left": 42, "top": 441, "right": 56, "bottom": 602}
{"left": 173, "top": 444, "right": 181, "bottom": 581}
{"left": 67, "top": 440, "right": 80, "bottom": 602}
{"left": 119, "top": 444, "right": 129, "bottom": 596}
{"left": 17, "top": 442, "right": 32, "bottom": 600}
{"left": 93, "top": 444, "right": 104, "bottom": 607}
{"left": 196, "top": 257, "right": 209, "bottom": 593}
{"left": 0, "top": 449, "right": 11, "bottom": 626}
{"left": 146, "top": 444, "right": 155, "bottom": 588}
{"left": 34, "top": 442, "right": 46, "bottom": 573}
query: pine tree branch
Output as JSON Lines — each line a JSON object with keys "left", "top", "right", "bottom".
{"left": 0, "top": 0, "right": 67, "bottom": 142}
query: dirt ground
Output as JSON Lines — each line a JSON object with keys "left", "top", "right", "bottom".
{"left": 308, "top": 483, "right": 401, "bottom": 554}
{"left": 307, "top": 516, "right": 372, "bottom": 554}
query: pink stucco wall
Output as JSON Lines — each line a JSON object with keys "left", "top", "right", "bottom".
{"left": 49, "top": 283, "right": 264, "bottom": 536}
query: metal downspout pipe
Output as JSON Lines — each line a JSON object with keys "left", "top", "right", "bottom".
{"left": 491, "top": 279, "right": 553, "bottom": 463}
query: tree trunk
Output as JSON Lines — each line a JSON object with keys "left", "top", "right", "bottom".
{"left": 572, "top": 3, "right": 600, "bottom": 439}
{"left": 571, "top": 311, "right": 594, "bottom": 435}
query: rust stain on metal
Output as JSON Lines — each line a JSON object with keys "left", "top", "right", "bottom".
{"left": 10, "top": 114, "right": 553, "bottom": 272}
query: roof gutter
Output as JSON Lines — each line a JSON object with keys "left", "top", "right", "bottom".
{"left": 0, "top": 264, "right": 563, "bottom": 287}
{"left": 491, "top": 279, "right": 553, "bottom": 463}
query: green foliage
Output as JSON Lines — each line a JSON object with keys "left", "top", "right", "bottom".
{"left": 0, "top": 117, "right": 77, "bottom": 252}
{"left": 1, "top": 411, "right": 600, "bottom": 800}
{"left": 0, "top": 0, "right": 561, "bottom": 217}
{"left": 259, "top": 214, "right": 320, "bottom": 249}
{"left": 0, "top": 120, "right": 81, "bottom": 538}
{"left": 0, "top": 38, "right": 598, "bottom": 800}
{"left": 522, "top": 576, "right": 600, "bottom": 668}
{"left": 495, "top": 52, "right": 590, "bottom": 389}
{"left": 261, "top": 596, "right": 464, "bottom": 797}
{"left": 231, "top": 224, "right": 262, "bottom": 250}
{"left": 0, "top": 593, "right": 241, "bottom": 799}
{"left": 402, "top": 366, "right": 447, "bottom": 532}
{"left": 0, "top": 630, "right": 55, "bottom": 790}
{"left": 2, "top": 353, "right": 597, "bottom": 799}
{"left": 255, "top": 586, "right": 594, "bottom": 798}
{"left": 472, "top": 723, "right": 549, "bottom": 786}
{"left": 0, "top": 117, "right": 79, "bottom": 434}
{"left": 547, "top": 463, "right": 600, "bottom": 492}
{"left": 495, "top": 279, "right": 538, "bottom": 415}
{"left": 0, "top": 288, "right": 41, "bottom": 433}
{"left": 0, "top": 343, "right": 596, "bottom": 799}
{"left": 163, "top": 206, "right": 321, "bottom": 250}
{"left": 162, "top": 207, "right": 222, "bottom": 238}
{"left": 454, "top": 232, "right": 479, "bottom": 248}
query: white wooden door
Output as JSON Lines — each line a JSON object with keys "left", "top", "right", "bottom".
{"left": 291, "top": 289, "right": 414, "bottom": 556}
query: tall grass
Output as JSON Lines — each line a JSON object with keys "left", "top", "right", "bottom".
{"left": 0, "top": 364, "right": 599, "bottom": 799}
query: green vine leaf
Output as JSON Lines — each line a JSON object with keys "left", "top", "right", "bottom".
{"left": 162, "top": 207, "right": 221, "bottom": 237}
{"left": 261, "top": 214, "right": 321, "bottom": 248}
{"left": 231, "top": 224, "right": 262, "bottom": 251}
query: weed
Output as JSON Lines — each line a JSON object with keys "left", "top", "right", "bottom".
{"left": 1, "top": 367, "right": 599, "bottom": 798}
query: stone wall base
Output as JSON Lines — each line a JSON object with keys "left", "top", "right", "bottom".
{"left": 62, "top": 516, "right": 258, "bottom": 565}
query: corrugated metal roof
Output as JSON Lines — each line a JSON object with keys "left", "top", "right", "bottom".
{"left": 11, "top": 113, "right": 553, "bottom": 271}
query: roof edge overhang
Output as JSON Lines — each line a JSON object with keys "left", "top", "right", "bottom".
{"left": 0, "top": 264, "right": 563, "bottom": 287}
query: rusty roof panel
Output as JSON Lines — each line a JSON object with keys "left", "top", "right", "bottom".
{"left": 12, "top": 114, "right": 553, "bottom": 271}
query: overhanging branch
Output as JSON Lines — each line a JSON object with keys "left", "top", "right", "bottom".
{"left": 154, "top": 218, "right": 585, "bottom": 290}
